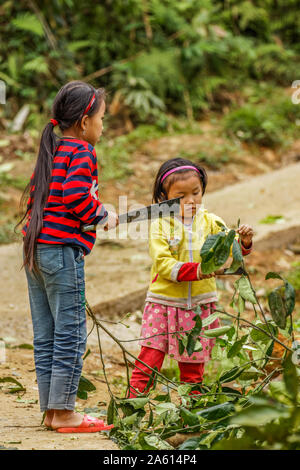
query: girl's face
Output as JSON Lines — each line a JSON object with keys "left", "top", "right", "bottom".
{"left": 166, "top": 172, "right": 203, "bottom": 222}
{"left": 83, "top": 100, "right": 106, "bottom": 147}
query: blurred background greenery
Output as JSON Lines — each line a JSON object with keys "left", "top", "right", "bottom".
{"left": 0, "top": 0, "right": 299, "bottom": 243}
{"left": 0, "top": 0, "right": 299, "bottom": 137}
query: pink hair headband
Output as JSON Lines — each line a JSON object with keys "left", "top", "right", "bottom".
{"left": 161, "top": 165, "right": 200, "bottom": 183}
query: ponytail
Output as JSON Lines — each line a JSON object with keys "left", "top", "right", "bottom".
{"left": 16, "top": 122, "right": 57, "bottom": 273}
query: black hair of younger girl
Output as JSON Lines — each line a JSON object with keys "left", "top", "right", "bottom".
{"left": 152, "top": 157, "right": 208, "bottom": 203}
{"left": 15, "top": 80, "right": 106, "bottom": 274}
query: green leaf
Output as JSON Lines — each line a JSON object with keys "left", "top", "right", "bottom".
{"left": 268, "top": 288, "right": 287, "bottom": 329}
{"left": 250, "top": 321, "right": 277, "bottom": 344}
{"left": 214, "top": 230, "right": 236, "bottom": 266}
{"left": 12, "top": 13, "right": 44, "bottom": 37}
{"left": 284, "top": 281, "right": 295, "bottom": 317}
{"left": 202, "top": 312, "right": 219, "bottom": 327}
{"left": 179, "top": 437, "right": 202, "bottom": 450}
{"left": 144, "top": 366, "right": 158, "bottom": 391}
{"left": 200, "top": 234, "right": 222, "bottom": 261}
{"left": 226, "top": 257, "right": 242, "bottom": 274}
{"left": 153, "top": 394, "right": 170, "bottom": 402}
{"left": 122, "top": 412, "right": 140, "bottom": 426}
{"left": 233, "top": 238, "right": 243, "bottom": 261}
{"left": 0, "top": 377, "right": 26, "bottom": 394}
{"left": 83, "top": 348, "right": 91, "bottom": 360}
{"left": 155, "top": 402, "right": 177, "bottom": 415}
{"left": 187, "top": 334, "right": 197, "bottom": 357}
{"left": 193, "top": 340, "right": 203, "bottom": 352}
{"left": 283, "top": 355, "right": 299, "bottom": 403}
{"left": 177, "top": 385, "right": 192, "bottom": 396}
{"left": 219, "top": 366, "right": 247, "bottom": 383}
{"left": 237, "top": 276, "right": 257, "bottom": 304}
{"left": 144, "top": 434, "right": 174, "bottom": 450}
{"left": 12, "top": 343, "right": 34, "bottom": 350}
{"left": 77, "top": 390, "right": 88, "bottom": 400}
{"left": 230, "top": 404, "right": 290, "bottom": 427}
{"left": 107, "top": 398, "right": 116, "bottom": 425}
{"left": 227, "top": 334, "right": 248, "bottom": 358}
{"left": 191, "top": 314, "right": 202, "bottom": 335}
{"left": 265, "top": 272, "right": 284, "bottom": 281}
{"left": 197, "top": 402, "right": 235, "bottom": 421}
{"left": 202, "top": 325, "right": 232, "bottom": 338}
{"left": 238, "top": 294, "right": 245, "bottom": 314}
{"left": 180, "top": 407, "right": 200, "bottom": 426}
{"left": 259, "top": 215, "right": 285, "bottom": 224}
{"left": 77, "top": 375, "right": 96, "bottom": 400}
{"left": 120, "top": 397, "right": 149, "bottom": 410}
{"left": 178, "top": 339, "right": 185, "bottom": 356}
{"left": 239, "top": 366, "right": 264, "bottom": 381}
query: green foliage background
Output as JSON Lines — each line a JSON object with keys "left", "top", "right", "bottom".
{"left": 0, "top": 0, "right": 299, "bottom": 131}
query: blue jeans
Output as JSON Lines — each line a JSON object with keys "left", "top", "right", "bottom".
{"left": 23, "top": 243, "right": 87, "bottom": 412}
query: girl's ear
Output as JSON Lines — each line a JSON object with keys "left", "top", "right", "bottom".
{"left": 80, "top": 114, "right": 89, "bottom": 132}
{"left": 159, "top": 191, "right": 167, "bottom": 201}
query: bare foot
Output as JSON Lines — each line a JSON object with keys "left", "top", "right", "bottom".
{"left": 51, "top": 410, "right": 84, "bottom": 430}
{"left": 44, "top": 410, "right": 54, "bottom": 428}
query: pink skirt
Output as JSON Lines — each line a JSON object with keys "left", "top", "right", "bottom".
{"left": 140, "top": 301, "right": 219, "bottom": 363}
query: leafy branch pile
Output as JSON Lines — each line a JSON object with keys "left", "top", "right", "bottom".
{"left": 82, "top": 221, "right": 300, "bottom": 450}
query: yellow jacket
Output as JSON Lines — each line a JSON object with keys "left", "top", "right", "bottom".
{"left": 145, "top": 207, "right": 251, "bottom": 310}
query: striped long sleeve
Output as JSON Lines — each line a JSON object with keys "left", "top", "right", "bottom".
{"left": 62, "top": 147, "right": 107, "bottom": 225}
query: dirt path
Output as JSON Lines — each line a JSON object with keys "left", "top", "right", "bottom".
{"left": 1, "top": 162, "right": 300, "bottom": 449}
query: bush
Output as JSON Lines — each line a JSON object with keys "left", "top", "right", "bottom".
{"left": 223, "top": 104, "right": 287, "bottom": 147}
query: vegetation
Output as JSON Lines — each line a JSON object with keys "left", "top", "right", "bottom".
{"left": 0, "top": 1, "right": 299, "bottom": 140}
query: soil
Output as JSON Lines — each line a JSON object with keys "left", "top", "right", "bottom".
{"left": 0, "top": 130, "right": 300, "bottom": 449}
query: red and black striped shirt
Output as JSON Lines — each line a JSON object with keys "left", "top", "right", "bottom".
{"left": 22, "top": 137, "right": 108, "bottom": 255}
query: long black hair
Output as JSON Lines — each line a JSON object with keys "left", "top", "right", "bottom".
{"left": 152, "top": 157, "right": 208, "bottom": 203}
{"left": 15, "top": 81, "right": 106, "bottom": 273}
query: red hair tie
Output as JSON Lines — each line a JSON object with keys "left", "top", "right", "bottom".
{"left": 83, "top": 93, "right": 96, "bottom": 116}
{"left": 50, "top": 118, "right": 58, "bottom": 126}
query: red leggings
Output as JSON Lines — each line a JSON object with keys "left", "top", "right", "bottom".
{"left": 128, "top": 346, "right": 205, "bottom": 398}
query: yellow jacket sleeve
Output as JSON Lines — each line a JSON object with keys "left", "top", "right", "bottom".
{"left": 149, "top": 219, "right": 184, "bottom": 283}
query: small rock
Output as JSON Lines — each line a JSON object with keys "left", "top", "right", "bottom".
{"left": 284, "top": 249, "right": 294, "bottom": 257}
{"left": 245, "top": 301, "right": 253, "bottom": 310}
{"left": 11, "top": 372, "right": 21, "bottom": 377}
{"left": 256, "top": 288, "right": 266, "bottom": 297}
{"left": 276, "top": 257, "right": 291, "bottom": 269}
{"left": 224, "top": 280, "right": 234, "bottom": 293}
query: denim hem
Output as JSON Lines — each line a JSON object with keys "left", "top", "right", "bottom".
{"left": 46, "top": 404, "right": 75, "bottom": 410}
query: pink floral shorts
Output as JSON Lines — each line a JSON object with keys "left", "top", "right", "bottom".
{"left": 140, "top": 301, "right": 219, "bottom": 363}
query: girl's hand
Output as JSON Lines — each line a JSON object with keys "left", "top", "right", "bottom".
{"left": 103, "top": 211, "right": 119, "bottom": 231}
{"left": 237, "top": 224, "right": 254, "bottom": 248}
{"left": 197, "top": 265, "right": 216, "bottom": 280}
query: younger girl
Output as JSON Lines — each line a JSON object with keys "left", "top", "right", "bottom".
{"left": 129, "top": 157, "right": 253, "bottom": 397}
{"left": 17, "top": 81, "right": 118, "bottom": 432}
